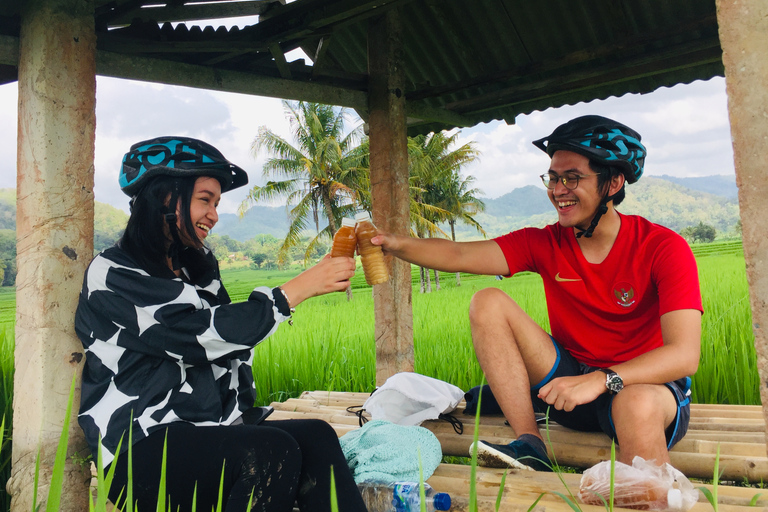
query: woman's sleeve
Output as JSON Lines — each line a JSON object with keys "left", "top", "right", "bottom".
{"left": 77, "top": 255, "right": 291, "bottom": 365}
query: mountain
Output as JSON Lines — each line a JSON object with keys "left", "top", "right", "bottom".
{"left": 94, "top": 202, "right": 129, "bottom": 251}
{"left": 656, "top": 174, "right": 738, "bottom": 199}
{"left": 215, "top": 205, "right": 293, "bottom": 240}
{"left": 0, "top": 189, "right": 15, "bottom": 230}
{"left": 0, "top": 174, "right": 743, "bottom": 245}
{"left": 617, "top": 176, "right": 739, "bottom": 233}
{"left": 446, "top": 175, "right": 740, "bottom": 239}
{"left": 482, "top": 185, "right": 551, "bottom": 217}
{"left": 0, "top": 189, "right": 129, "bottom": 252}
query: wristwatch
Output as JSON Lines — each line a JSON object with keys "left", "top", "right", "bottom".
{"left": 598, "top": 368, "right": 624, "bottom": 394}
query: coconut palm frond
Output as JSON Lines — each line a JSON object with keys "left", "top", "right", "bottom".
{"left": 237, "top": 180, "right": 300, "bottom": 217}
{"left": 242, "top": 101, "right": 370, "bottom": 260}
{"left": 303, "top": 228, "right": 333, "bottom": 266}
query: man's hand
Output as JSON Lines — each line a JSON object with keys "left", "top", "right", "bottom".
{"left": 370, "top": 232, "right": 400, "bottom": 255}
{"left": 537, "top": 371, "right": 606, "bottom": 411}
{"left": 371, "top": 230, "right": 510, "bottom": 276}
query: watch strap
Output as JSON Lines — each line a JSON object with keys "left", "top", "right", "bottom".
{"left": 597, "top": 368, "right": 623, "bottom": 394}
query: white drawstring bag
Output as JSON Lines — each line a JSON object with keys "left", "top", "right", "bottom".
{"left": 362, "top": 372, "right": 465, "bottom": 427}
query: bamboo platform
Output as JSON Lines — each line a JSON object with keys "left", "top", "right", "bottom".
{"left": 269, "top": 391, "right": 768, "bottom": 512}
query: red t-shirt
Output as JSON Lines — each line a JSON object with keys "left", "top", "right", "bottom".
{"left": 493, "top": 214, "right": 703, "bottom": 367}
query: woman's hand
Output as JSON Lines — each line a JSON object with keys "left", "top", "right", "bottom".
{"left": 278, "top": 255, "right": 356, "bottom": 307}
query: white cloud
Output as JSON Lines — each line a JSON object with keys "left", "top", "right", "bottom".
{"left": 0, "top": 76, "right": 735, "bottom": 210}
{"left": 453, "top": 77, "right": 735, "bottom": 197}
{"left": 0, "top": 84, "right": 17, "bottom": 191}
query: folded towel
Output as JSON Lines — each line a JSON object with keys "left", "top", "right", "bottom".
{"left": 339, "top": 419, "right": 443, "bottom": 484}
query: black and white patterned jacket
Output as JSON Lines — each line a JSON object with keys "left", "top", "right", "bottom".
{"left": 76, "top": 245, "right": 292, "bottom": 466}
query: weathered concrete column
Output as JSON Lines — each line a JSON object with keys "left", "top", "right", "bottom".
{"left": 9, "top": 0, "right": 95, "bottom": 510}
{"left": 368, "top": 10, "right": 414, "bottom": 385}
{"left": 716, "top": 0, "right": 768, "bottom": 450}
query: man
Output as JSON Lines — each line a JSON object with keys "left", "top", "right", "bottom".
{"left": 372, "top": 115, "right": 702, "bottom": 471}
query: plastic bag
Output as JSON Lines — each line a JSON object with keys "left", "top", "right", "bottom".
{"left": 578, "top": 456, "right": 698, "bottom": 511}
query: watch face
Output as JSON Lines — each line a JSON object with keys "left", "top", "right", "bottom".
{"left": 606, "top": 374, "right": 624, "bottom": 393}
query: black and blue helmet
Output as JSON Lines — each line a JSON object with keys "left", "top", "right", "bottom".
{"left": 532, "top": 115, "right": 646, "bottom": 184}
{"left": 119, "top": 136, "right": 248, "bottom": 196}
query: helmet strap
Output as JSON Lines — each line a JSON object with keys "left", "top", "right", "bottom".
{"left": 163, "top": 183, "right": 184, "bottom": 271}
{"left": 575, "top": 191, "right": 617, "bottom": 239}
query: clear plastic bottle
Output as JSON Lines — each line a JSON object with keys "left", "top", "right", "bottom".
{"left": 331, "top": 217, "right": 357, "bottom": 258}
{"left": 354, "top": 212, "right": 389, "bottom": 285}
{"left": 357, "top": 482, "right": 451, "bottom": 512}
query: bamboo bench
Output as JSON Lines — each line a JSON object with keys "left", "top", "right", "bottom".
{"left": 270, "top": 391, "right": 768, "bottom": 512}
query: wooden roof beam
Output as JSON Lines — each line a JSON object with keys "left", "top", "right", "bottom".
{"left": 268, "top": 42, "right": 292, "bottom": 79}
{"left": 98, "top": 0, "right": 277, "bottom": 27}
{"left": 97, "top": 38, "right": 269, "bottom": 54}
{"left": 252, "top": 0, "right": 415, "bottom": 47}
{"left": 95, "top": 47, "right": 368, "bottom": 111}
{"left": 1, "top": 32, "right": 473, "bottom": 129}
{"left": 0, "top": 34, "right": 18, "bottom": 67}
{"left": 309, "top": 36, "right": 333, "bottom": 79}
{"left": 405, "top": 101, "right": 475, "bottom": 128}
{"left": 200, "top": 34, "right": 310, "bottom": 67}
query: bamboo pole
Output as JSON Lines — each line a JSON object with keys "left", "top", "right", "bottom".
{"left": 274, "top": 392, "right": 768, "bottom": 481}
{"left": 300, "top": 391, "right": 767, "bottom": 419}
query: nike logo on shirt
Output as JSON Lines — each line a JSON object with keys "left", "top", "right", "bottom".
{"left": 555, "top": 272, "right": 582, "bottom": 282}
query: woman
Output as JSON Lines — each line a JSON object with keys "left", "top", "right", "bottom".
{"left": 76, "top": 136, "right": 365, "bottom": 512}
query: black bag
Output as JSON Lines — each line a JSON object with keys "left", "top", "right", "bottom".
{"left": 462, "top": 384, "right": 503, "bottom": 416}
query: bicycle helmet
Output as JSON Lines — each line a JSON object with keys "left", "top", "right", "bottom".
{"left": 532, "top": 115, "right": 646, "bottom": 184}
{"left": 119, "top": 136, "right": 248, "bottom": 197}
{"left": 532, "top": 116, "right": 647, "bottom": 238}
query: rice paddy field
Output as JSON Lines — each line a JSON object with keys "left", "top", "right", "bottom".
{"left": 0, "top": 240, "right": 757, "bottom": 414}
{"left": 226, "top": 240, "right": 758, "bottom": 407}
{"left": 0, "top": 240, "right": 758, "bottom": 510}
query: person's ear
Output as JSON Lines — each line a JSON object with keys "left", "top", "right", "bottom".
{"left": 609, "top": 173, "right": 625, "bottom": 195}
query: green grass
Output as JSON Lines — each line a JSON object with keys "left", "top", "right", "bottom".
{"left": 694, "top": 253, "right": 759, "bottom": 404}
{"left": 0, "top": 325, "right": 11, "bottom": 512}
{"left": 0, "top": 289, "right": 14, "bottom": 327}
{"left": 0, "top": 242, "right": 757, "bottom": 512}
{"left": 248, "top": 250, "right": 758, "bottom": 406}
{"left": 0, "top": 246, "right": 757, "bottom": 409}
{"left": 690, "top": 240, "right": 744, "bottom": 258}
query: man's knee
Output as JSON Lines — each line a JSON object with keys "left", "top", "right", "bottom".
{"left": 469, "top": 287, "right": 518, "bottom": 325}
{"left": 612, "top": 385, "right": 675, "bottom": 428}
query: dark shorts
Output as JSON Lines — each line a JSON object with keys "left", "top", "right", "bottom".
{"left": 529, "top": 337, "right": 691, "bottom": 450}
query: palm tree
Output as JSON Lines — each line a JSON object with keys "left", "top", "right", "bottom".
{"left": 408, "top": 132, "right": 480, "bottom": 292}
{"left": 239, "top": 101, "right": 366, "bottom": 266}
{"left": 437, "top": 171, "right": 486, "bottom": 286}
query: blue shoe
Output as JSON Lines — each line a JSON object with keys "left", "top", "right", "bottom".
{"left": 472, "top": 439, "right": 552, "bottom": 472}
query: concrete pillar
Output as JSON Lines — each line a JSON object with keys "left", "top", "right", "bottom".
{"left": 716, "top": 0, "right": 768, "bottom": 450}
{"left": 8, "top": 0, "right": 95, "bottom": 509}
{"left": 368, "top": 10, "right": 414, "bottom": 385}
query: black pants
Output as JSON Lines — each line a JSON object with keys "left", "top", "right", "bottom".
{"left": 107, "top": 419, "right": 367, "bottom": 512}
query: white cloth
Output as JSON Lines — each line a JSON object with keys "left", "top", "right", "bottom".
{"left": 363, "top": 372, "right": 464, "bottom": 426}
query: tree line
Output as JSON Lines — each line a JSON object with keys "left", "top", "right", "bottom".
{"left": 0, "top": 102, "right": 734, "bottom": 288}
{"left": 236, "top": 101, "right": 486, "bottom": 291}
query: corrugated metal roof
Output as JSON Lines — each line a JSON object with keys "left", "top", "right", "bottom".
{"left": 0, "top": 0, "right": 722, "bottom": 135}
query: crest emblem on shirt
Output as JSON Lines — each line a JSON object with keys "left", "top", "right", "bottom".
{"left": 613, "top": 282, "right": 636, "bottom": 308}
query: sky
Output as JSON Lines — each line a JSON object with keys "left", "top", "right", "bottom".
{"left": 0, "top": 69, "right": 734, "bottom": 215}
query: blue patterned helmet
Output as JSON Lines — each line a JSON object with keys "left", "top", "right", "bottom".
{"left": 532, "top": 115, "right": 646, "bottom": 184}
{"left": 119, "top": 136, "right": 248, "bottom": 196}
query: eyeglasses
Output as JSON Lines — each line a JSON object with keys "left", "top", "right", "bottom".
{"left": 539, "top": 172, "right": 598, "bottom": 190}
